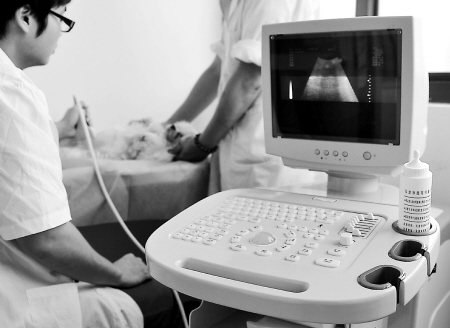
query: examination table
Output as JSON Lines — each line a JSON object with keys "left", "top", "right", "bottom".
{"left": 61, "top": 158, "right": 210, "bottom": 227}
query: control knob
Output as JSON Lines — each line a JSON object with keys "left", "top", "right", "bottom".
{"left": 340, "top": 232, "right": 354, "bottom": 246}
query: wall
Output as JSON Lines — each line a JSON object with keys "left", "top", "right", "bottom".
{"left": 26, "top": 0, "right": 362, "bottom": 132}
{"left": 25, "top": 0, "right": 363, "bottom": 131}
{"left": 382, "top": 104, "right": 450, "bottom": 210}
{"left": 26, "top": 0, "right": 222, "bottom": 130}
{"left": 422, "top": 104, "right": 450, "bottom": 209}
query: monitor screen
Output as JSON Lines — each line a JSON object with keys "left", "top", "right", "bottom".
{"left": 270, "top": 29, "right": 402, "bottom": 145}
{"left": 262, "top": 16, "right": 428, "bottom": 187}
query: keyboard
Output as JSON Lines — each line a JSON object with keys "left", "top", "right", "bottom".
{"left": 171, "top": 195, "right": 384, "bottom": 270}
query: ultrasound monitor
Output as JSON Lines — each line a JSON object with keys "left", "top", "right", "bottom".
{"left": 262, "top": 16, "right": 428, "bottom": 193}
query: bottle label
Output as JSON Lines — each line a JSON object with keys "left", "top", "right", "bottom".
{"left": 398, "top": 187, "right": 431, "bottom": 233}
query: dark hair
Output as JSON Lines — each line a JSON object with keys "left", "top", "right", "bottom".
{"left": 0, "top": 0, "right": 72, "bottom": 38}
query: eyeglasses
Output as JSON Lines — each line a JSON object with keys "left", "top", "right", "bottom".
{"left": 49, "top": 10, "right": 75, "bottom": 33}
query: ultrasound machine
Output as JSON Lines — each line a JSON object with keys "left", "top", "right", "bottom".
{"left": 146, "top": 16, "right": 450, "bottom": 327}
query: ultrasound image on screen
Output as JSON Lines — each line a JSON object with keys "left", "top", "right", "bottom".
{"left": 270, "top": 29, "right": 401, "bottom": 145}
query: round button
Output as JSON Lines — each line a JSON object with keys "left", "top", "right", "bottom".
{"left": 333, "top": 151, "right": 338, "bottom": 157}
{"left": 250, "top": 232, "right": 277, "bottom": 246}
{"left": 315, "top": 149, "right": 320, "bottom": 155}
{"left": 342, "top": 151, "right": 348, "bottom": 157}
{"left": 324, "top": 150, "right": 329, "bottom": 156}
{"left": 363, "top": 152, "right": 372, "bottom": 160}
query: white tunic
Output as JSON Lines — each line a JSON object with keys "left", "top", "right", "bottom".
{"left": 209, "top": 0, "right": 320, "bottom": 193}
{"left": 0, "top": 48, "right": 142, "bottom": 328}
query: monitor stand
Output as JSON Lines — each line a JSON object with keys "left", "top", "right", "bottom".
{"left": 327, "top": 172, "right": 379, "bottom": 194}
{"left": 272, "top": 171, "right": 400, "bottom": 206}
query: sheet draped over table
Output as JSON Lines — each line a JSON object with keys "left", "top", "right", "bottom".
{"left": 62, "top": 158, "right": 210, "bottom": 226}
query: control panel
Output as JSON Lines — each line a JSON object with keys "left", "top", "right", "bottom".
{"left": 172, "top": 196, "right": 384, "bottom": 271}
{"left": 146, "top": 188, "right": 440, "bottom": 325}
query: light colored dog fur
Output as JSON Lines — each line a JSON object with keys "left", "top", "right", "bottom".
{"left": 59, "top": 118, "right": 197, "bottom": 162}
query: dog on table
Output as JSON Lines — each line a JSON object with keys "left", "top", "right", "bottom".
{"left": 59, "top": 118, "right": 197, "bottom": 162}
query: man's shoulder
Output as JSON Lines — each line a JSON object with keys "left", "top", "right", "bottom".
{"left": 0, "top": 62, "right": 37, "bottom": 99}
{"left": 0, "top": 63, "right": 24, "bottom": 86}
{"left": 0, "top": 55, "right": 31, "bottom": 78}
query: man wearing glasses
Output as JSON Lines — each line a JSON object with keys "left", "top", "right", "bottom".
{"left": 0, "top": 2, "right": 181, "bottom": 327}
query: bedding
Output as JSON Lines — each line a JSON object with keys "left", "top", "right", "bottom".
{"left": 62, "top": 157, "right": 209, "bottom": 226}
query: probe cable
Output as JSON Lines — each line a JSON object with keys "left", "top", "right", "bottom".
{"left": 74, "top": 96, "right": 190, "bottom": 328}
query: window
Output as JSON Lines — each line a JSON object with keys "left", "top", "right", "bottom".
{"left": 378, "top": 0, "right": 450, "bottom": 102}
{"left": 378, "top": 0, "right": 450, "bottom": 72}
{"left": 319, "top": 0, "right": 356, "bottom": 19}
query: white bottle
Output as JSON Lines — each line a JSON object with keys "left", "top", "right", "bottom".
{"left": 398, "top": 150, "right": 432, "bottom": 234}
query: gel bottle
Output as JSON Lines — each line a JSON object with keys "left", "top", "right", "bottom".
{"left": 398, "top": 150, "right": 432, "bottom": 234}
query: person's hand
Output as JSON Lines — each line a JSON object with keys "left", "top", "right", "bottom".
{"left": 113, "top": 253, "right": 152, "bottom": 288}
{"left": 172, "top": 136, "right": 209, "bottom": 162}
{"left": 57, "top": 101, "right": 91, "bottom": 141}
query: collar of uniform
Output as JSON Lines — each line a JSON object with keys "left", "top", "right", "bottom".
{"left": 0, "top": 47, "right": 17, "bottom": 69}
{"left": 0, "top": 46, "right": 39, "bottom": 89}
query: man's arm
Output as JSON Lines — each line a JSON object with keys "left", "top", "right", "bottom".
{"left": 175, "top": 60, "right": 261, "bottom": 162}
{"left": 14, "top": 222, "right": 150, "bottom": 288}
{"left": 167, "top": 56, "right": 222, "bottom": 124}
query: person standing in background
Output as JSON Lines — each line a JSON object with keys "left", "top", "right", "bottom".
{"left": 167, "top": 0, "right": 320, "bottom": 194}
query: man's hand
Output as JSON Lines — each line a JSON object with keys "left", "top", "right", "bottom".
{"left": 15, "top": 222, "right": 149, "bottom": 288}
{"left": 56, "top": 101, "right": 91, "bottom": 141}
{"left": 114, "top": 253, "right": 152, "bottom": 288}
{"left": 172, "top": 136, "right": 209, "bottom": 162}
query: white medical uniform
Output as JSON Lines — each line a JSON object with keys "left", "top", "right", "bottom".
{"left": 0, "top": 49, "right": 142, "bottom": 328}
{"left": 208, "top": 0, "right": 320, "bottom": 194}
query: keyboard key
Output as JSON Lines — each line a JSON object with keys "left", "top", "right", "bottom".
{"left": 256, "top": 249, "right": 272, "bottom": 256}
{"left": 231, "top": 244, "right": 246, "bottom": 251}
{"left": 285, "top": 238, "right": 297, "bottom": 245}
{"left": 173, "top": 233, "right": 184, "bottom": 239}
{"left": 328, "top": 248, "right": 347, "bottom": 256}
{"left": 305, "top": 242, "right": 319, "bottom": 249}
{"left": 285, "top": 230, "right": 297, "bottom": 238}
{"left": 182, "top": 235, "right": 193, "bottom": 241}
{"left": 250, "top": 225, "right": 263, "bottom": 232}
{"left": 298, "top": 248, "right": 313, "bottom": 256}
{"left": 315, "top": 258, "right": 341, "bottom": 268}
{"left": 285, "top": 254, "right": 301, "bottom": 262}
{"left": 276, "top": 244, "right": 291, "bottom": 252}
{"left": 203, "top": 238, "right": 217, "bottom": 245}
{"left": 231, "top": 236, "right": 241, "bottom": 243}
{"left": 236, "top": 229, "right": 250, "bottom": 236}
